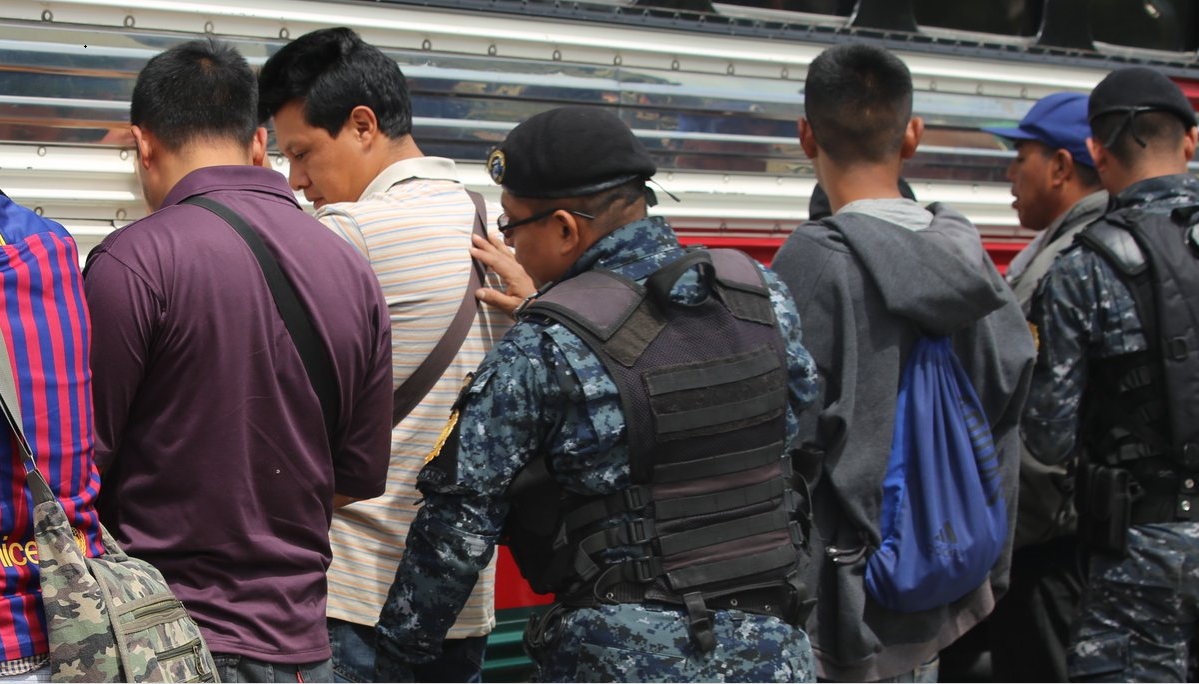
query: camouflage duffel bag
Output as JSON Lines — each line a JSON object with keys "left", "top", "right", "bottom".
{"left": 30, "top": 470, "right": 218, "bottom": 683}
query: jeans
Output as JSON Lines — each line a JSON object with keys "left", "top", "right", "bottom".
{"left": 212, "top": 653, "right": 333, "bottom": 683}
{"left": 328, "top": 617, "right": 487, "bottom": 683}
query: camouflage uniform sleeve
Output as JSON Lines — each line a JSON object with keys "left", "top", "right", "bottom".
{"left": 375, "top": 333, "right": 553, "bottom": 676}
{"left": 760, "top": 266, "right": 819, "bottom": 450}
{"left": 1021, "top": 246, "right": 1145, "bottom": 464}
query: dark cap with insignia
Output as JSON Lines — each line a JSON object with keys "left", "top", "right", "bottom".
{"left": 1089, "top": 67, "right": 1198, "bottom": 148}
{"left": 487, "top": 106, "right": 657, "bottom": 199}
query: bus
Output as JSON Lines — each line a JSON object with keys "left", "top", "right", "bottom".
{"left": 1, "top": 0, "right": 1196, "bottom": 679}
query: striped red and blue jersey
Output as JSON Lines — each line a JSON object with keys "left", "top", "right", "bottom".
{"left": 0, "top": 192, "right": 103, "bottom": 660}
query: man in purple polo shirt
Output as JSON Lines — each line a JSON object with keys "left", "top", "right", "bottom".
{"left": 84, "top": 39, "right": 392, "bottom": 683}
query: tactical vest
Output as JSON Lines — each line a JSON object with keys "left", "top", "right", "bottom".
{"left": 1075, "top": 203, "right": 1199, "bottom": 525}
{"left": 502, "top": 248, "right": 811, "bottom": 651}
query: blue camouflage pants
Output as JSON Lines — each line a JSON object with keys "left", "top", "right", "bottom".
{"left": 526, "top": 603, "right": 814, "bottom": 682}
{"left": 1068, "top": 522, "right": 1199, "bottom": 682}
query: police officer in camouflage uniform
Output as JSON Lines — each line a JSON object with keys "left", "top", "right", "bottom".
{"left": 373, "top": 106, "right": 819, "bottom": 682}
{"left": 1021, "top": 67, "right": 1199, "bottom": 682}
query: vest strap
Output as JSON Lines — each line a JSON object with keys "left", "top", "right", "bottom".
{"left": 653, "top": 441, "right": 782, "bottom": 483}
{"left": 657, "top": 507, "right": 790, "bottom": 557}
{"left": 654, "top": 387, "right": 786, "bottom": 436}
{"left": 563, "top": 485, "right": 650, "bottom": 534}
{"left": 656, "top": 477, "right": 785, "bottom": 521}
{"left": 666, "top": 544, "right": 798, "bottom": 590}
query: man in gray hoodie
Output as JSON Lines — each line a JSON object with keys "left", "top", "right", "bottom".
{"left": 771, "top": 43, "right": 1035, "bottom": 681}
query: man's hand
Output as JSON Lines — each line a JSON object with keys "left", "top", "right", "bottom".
{"left": 333, "top": 494, "right": 360, "bottom": 509}
{"left": 471, "top": 232, "right": 535, "bottom": 319}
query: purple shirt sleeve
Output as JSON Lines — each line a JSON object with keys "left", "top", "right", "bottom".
{"left": 84, "top": 252, "right": 162, "bottom": 470}
{"left": 332, "top": 295, "right": 392, "bottom": 500}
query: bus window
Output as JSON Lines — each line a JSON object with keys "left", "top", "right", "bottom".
{"left": 913, "top": 0, "right": 1038, "bottom": 36}
{"left": 1091, "top": 0, "right": 1197, "bottom": 52}
{"left": 711, "top": 0, "right": 852, "bottom": 13}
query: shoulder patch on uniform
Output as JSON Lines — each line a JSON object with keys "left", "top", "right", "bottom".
{"left": 426, "top": 373, "right": 476, "bottom": 465}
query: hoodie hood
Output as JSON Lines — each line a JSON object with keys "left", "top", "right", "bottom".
{"left": 822, "top": 202, "right": 1008, "bottom": 335}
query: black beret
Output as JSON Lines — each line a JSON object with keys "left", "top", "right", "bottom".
{"left": 1089, "top": 67, "right": 1198, "bottom": 128}
{"left": 487, "top": 106, "right": 657, "bottom": 199}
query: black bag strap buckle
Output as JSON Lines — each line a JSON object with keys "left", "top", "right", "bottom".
{"left": 631, "top": 556, "right": 662, "bottom": 583}
{"left": 682, "top": 592, "right": 717, "bottom": 653}
{"left": 623, "top": 485, "right": 649, "bottom": 511}
{"left": 624, "top": 518, "right": 656, "bottom": 546}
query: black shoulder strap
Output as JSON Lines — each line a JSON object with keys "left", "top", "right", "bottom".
{"left": 391, "top": 189, "right": 488, "bottom": 426}
{"left": 181, "top": 195, "right": 340, "bottom": 448}
{"left": 525, "top": 269, "right": 645, "bottom": 342}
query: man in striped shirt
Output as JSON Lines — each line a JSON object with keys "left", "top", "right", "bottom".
{"left": 0, "top": 190, "right": 105, "bottom": 682}
{"left": 259, "top": 27, "right": 510, "bottom": 683}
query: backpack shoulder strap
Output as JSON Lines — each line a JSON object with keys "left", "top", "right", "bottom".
{"left": 391, "top": 189, "right": 488, "bottom": 426}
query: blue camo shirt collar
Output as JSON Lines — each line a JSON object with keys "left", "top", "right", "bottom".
{"left": 1110, "top": 173, "right": 1199, "bottom": 213}
{"left": 560, "top": 215, "right": 682, "bottom": 283}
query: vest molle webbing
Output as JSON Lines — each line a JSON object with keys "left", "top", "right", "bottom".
{"left": 1078, "top": 204, "right": 1199, "bottom": 525}
{"left": 502, "top": 248, "right": 812, "bottom": 652}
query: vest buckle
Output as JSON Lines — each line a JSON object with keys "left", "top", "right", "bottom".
{"left": 623, "top": 486, "right": 647, "bottom": 511}
{"left": 631, "top": 556, "right": 661, "bottom": 583}
{"left": 625, "top": 518, "right": 656, "bottom": 546}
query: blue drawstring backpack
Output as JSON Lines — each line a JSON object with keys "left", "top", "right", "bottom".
{"left": 865, "top": 335, "right": 1008, "bottom": 613}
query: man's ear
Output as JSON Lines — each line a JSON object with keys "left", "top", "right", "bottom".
{"left": 131, "top": 125, "right": 153, "bottom": 170}
{"left": 552, "top": 210, "right": 585, "bottom": 258}
{"left": 1051, "top": 149, "right": 1072, "bottom": 186}
{"left": 798, "top": 118, "right": 819, "bottom": 160}
{"left": 1183, "top": 126, "right": 1198, "bottom": 162}
{"left": 346, "top": 105, "right": 380, "bottom": 149}
{"left": 900, "top": 117, "right": 924, "bottom": 160}
{"left": 1086, "top": 136, "right": 1108, "bottom": 176}
{"left": 250, "top": 127, "right": 270, "bottom": 167}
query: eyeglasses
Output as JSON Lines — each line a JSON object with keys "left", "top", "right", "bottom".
{"left": 497, "top": 208, "right": 595, "bottom": 240}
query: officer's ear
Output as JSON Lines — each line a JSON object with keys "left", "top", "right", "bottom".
{"left": 551, "top": 209, "right": 581, "bottom": 255}
{"left": 1086, "top": 137, "right": 1109, "bottom": 176}
{"left": 1183, "top": 126, "right": 1198, "bottom": 162}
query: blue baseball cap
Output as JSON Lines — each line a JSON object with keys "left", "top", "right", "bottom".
{"left": 984, "top": 92, "right": 1096, "bottom": 168}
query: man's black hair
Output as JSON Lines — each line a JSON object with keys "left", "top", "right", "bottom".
{"left": 258, "top": 27, "right": 412, "bottom": 140}
{"left": 1074, "top": 161, "right": 1102, "bottom": 189}
{"left": 804, "top": 43, "right": 913, "bottom": 165}
{"left": 1090, "top": 110, "right": 1187, "bottom": 168}
{"left": 130, "top": 39, "right": 257, "bottom": 151}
